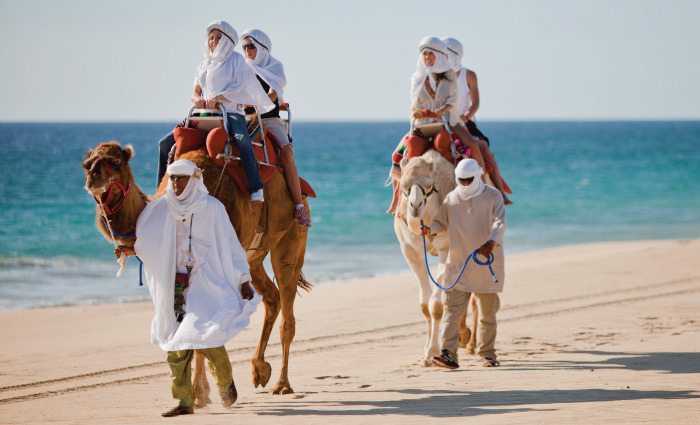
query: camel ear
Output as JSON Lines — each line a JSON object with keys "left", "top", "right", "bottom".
{"left": 122, "top": 144, "right": 134, "bottom": 162}
{"left": 427, "top": 162, "right": 434, "bottom": 173}
{"left": 82, "top": 149, "right": 95, "bottom": 169}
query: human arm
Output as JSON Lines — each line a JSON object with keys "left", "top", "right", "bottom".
{"left": 240, "top": 281, "right": 254, "bottom": 300}
{"left": 462, "top": 70, "right": 480, "bottom": 122}
{"left": 267, "top": 87, "right": 278, "bottom": 103}
{"left": 191, "top": 85, "right": 228, "bottom": 109}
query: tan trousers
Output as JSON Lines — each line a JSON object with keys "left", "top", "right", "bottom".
{"left": 439, "top": 290, "right": 501, "bottom": 363}
{"left": 166, "top": 346, "right": 233, "bottom": 407}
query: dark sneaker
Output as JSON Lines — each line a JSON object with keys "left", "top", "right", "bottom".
{"left": 293, "top": 206, "right": 312, "bottom": 227}
{"left": 161, "top": 405, "right": 194, "bottom": 417}
{"left": 432, "top": 349, "right": 459, "bottom": 369}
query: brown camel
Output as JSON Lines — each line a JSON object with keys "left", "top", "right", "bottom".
{"left": 83, "top": 141, "right": 310, "bottom": 401}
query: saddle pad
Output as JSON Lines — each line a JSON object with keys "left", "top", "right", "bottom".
{"left": 205, "top": 127, "right": 316, "bottom": 197}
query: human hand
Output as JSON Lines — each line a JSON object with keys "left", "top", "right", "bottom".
{"left": 460, "top": 113, "right": 470, "bottom": 122}
{"left": 412, "top": 110, "right": 424, "bottom": 120}
{"left": 194, "top": 99, "right": 206, "bottom": 109}
{"left": 114, "top": 245, "right": 136, "bottom": 259}
{"left": 434, "top": 108, "right": 445, "bottom": 118}
{"left": 241, "top": 281, "right": 255, "bottom": 300}
{"left": 205, "top": 98, "right": 219, "bottom": 109}
{"left": 477, "top": 240, "right": 495, "bottom": 258}
{"left": 419, "top": 225, "right": 432, "bottom": 237}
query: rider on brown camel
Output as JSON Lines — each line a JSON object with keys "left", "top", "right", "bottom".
{"left": 240, "top": 28, "right": 311, "bottom": 226}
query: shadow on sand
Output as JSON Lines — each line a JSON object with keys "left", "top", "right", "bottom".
{"left": 248, "top": 350, "right": 700, "bottom": 418}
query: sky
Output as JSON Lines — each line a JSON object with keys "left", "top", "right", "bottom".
{"left": 1, "top": 0, "right": 699, "bottom": 122}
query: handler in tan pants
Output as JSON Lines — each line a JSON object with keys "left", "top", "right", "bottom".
{"left": 420, "top": 158, "right": 506, "bottom": 369}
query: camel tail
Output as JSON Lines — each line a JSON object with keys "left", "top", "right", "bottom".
{"left": 297, "top": 272, "right": 313, "bottom": 294}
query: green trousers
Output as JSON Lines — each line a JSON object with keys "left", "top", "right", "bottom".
{"left": 166, "top": 346, "right": 233, "bottom": 407}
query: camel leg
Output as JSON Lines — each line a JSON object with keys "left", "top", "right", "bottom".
{"left": 268, "top": 233, "right": 306, "bottom": 395}
{"left": 465, "top": 294, "right": 478, "bottom": 355}
{"left": 398, "top": 233, "right": 440, "bottom": 367}
{"left": 192, "top": 350, "right": 212, "bottom": 407}
{"left": 249, "top": 259, "right": 280, "bottom": 389}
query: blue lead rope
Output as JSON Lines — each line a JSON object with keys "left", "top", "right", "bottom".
{"left": 100, "top": 216, "right": 144, "bottom": 286}
{"left": 420, "top": 221, "right": 498, "bottom": 291}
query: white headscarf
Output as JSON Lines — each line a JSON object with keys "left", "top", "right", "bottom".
{"left": 165, "top": 160, "right": 209, "bottom": 220}
{"left": 410, "top": 36, "right": 453, "bottom": 108}
{"left": 193, "top": 20, "right": 274, "bottom": 112}
{"left": 454, "top": 158, "right": 485, "bottom": 200}
{"left": 441, "top": 37, "right": 464, "bottom": 73}
{"left": 240, "top": 29, "right": 287, "bottom": 103}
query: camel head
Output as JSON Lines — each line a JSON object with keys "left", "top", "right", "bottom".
{"left": 399, "top": 156, "right": 439, "bottom": 228}
{"left": 82, "top": 141, "right": 135, "bottom": 200}
{"left": 399, "top": 151, "right": 456, "bottom": 234}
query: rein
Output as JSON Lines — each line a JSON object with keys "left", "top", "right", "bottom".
{"left": 92, "top": 159, "right": 131, "bottom": 215}
{"left": 420, "top": 219, "right": 498, "bottom": 291}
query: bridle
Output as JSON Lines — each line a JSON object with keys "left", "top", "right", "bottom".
{"left": 402, "top": 183, "right": 437, "bottom": 203}
{"left": 92, "top": 158, "right": 131, "bottom": 216}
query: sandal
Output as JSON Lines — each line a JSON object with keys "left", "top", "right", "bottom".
{"left": 482, "top": 357, "right": 500, "bottom": 367}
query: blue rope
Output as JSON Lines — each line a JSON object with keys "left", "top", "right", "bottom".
{"left": 100, "top": 216, "right": 144, "bottom": 286}
{"left": 420, "top": 221, "right": 498, "bottom": 291}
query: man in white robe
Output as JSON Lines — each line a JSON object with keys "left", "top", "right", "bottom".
{"left": 420, "top": 158, "right": 506, "bottom": 369}
{"left": 115, "top": 159, "right": 261, "bottom": 417}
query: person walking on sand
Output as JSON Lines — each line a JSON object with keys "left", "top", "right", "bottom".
{"left": 420, "top": 158, "right": 506, "bottom": 369}
{"left": 115, "top": 159, "right": 261, "bottom": 417}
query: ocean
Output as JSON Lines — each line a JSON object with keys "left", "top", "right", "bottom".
{"left": 1, "top": 121, "right": 699, "bottom": 311}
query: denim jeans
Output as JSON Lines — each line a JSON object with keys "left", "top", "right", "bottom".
{"left": 156, "top": 112, "right": 263, "bottom": 192}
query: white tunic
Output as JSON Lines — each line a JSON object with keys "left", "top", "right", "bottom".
{"left": 429, "top": 186, "right": 506, "bottom": 293}
{"left": 411, "top": 69, "right": 462, "bottom": 127}
{"left": 135, "top": 195, "right": 261, "bottom": 351}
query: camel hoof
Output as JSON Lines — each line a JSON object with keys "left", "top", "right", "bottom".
{"left": 420, "top": 359, "right": 432, "bottom": 367}
{"left": 465, "top": 346, "right": 476, "bottom": 355}
{"left": 194, "top": 396, "right": 212, "bottom": 409}
{"left": 270, "top": 383, "right": 294, "bottom": 395}
{"left": 252, "top": 361, "right": 272, "bottom": 388}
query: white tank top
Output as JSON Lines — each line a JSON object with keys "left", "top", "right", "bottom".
{"left": 456, "top": 67, "right": 470, "bottom": 116}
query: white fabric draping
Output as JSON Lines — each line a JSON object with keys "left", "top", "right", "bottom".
{"left": 410, "top": 36, "right": 453, "bottom": 109}
{"left": 193, "top": 20, "right": 274, "bottom": 113}
{"left": 240, "top": 28, "right": 287, "bottom": 103}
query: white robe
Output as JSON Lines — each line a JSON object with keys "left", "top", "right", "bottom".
{"left": 429, "top": 186, "right": 506, "bottom": 293}
{"left": 135, "top": 195, "right": 261, "bottom": 351}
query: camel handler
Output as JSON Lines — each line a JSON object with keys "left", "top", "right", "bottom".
{"left": 419, "top": 158, "right": 506, "bottom": 369}
{"left": 115, "top": 159, "right": 261, "bottom": 417}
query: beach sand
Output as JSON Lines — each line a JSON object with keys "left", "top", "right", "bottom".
{"left": 1, "top": 239, "right": 699, "bottom": 424}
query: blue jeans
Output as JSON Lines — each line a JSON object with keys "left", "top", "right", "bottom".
{"left": 157, "top": 112, "right": 263, "bottom": 192}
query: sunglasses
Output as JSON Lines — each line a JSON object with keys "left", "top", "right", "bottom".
{"left": 242, "top": 43, "right": 257, "bottom": 51}
{"left": 170, "top": 175, "right": 190, "bottom": 181}
{"left": 458, "top": 177, "right": 475, "bottom": 184}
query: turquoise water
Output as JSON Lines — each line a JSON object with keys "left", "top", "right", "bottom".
{"left": 1, "top": 121, "right": 699, "bottom": 311}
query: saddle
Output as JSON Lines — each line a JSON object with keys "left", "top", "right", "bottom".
{"left": 171, "top": 120, "right": 315, "bottom": 197}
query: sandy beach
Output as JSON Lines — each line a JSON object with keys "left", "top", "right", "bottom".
{"left": 1, "top": 238, "right": 699, "bottom": 424}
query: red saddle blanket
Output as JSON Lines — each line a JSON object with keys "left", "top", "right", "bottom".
{"left": 173, "top": 125, "right": 316, "bottom": 198}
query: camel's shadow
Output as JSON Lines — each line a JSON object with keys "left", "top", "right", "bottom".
{"left": 250, "top": 350, "right": 700, "bottom": 418}
{"left": 251, "top": 387, "right": 700, "bottom": 418}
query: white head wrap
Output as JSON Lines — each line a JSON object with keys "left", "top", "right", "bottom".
{"left": 240, "top": 28, "right": 287, "bottom": 103}
{"left": 454, "top": 158, "right": 485, "bottom": 200}
{"left": 165, "top": 160, "right": 209, "bottom": 220}
{"left": 441, "top": 37, "right": 464, "bottom": 73}
{"left": 193, "top": 20, "right": 274, "bottom": 112}
{"left": 410, "top": 36, "right": 453, "bottom": 109}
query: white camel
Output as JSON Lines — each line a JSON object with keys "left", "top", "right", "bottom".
{"left": 394, "top": 151, "right": 452, "bottom": 366}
